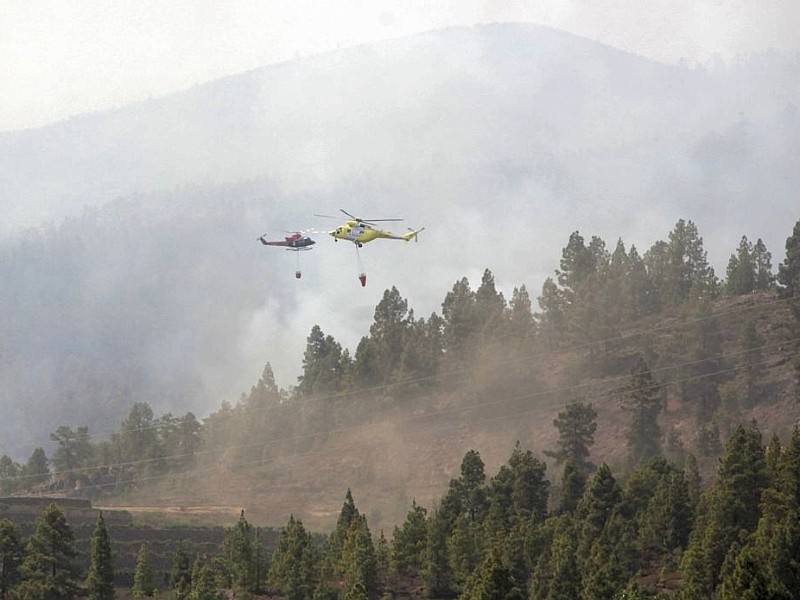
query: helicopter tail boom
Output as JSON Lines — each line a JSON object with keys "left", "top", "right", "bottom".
{"left": 402, "top": 227, "right": 425, "bottom": 242}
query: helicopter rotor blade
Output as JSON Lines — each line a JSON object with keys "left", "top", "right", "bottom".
{"left": 314, "top": 213, "right": 340, "bottom": 220}
{"left": 339, "top": 208, "right": 402, "bottom": 223}
{"left": 338, "top": 209, "right": 404, "bottom": 225}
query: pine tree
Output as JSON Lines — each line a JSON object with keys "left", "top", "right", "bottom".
{"left": 752, "top": 238, "right": 774, "bottom": 290}
{"left": 507, "top": 285, "right": 536, "bottom": 347}
{"left": 170, "top": 541, "right": 192, "bottom": 600}
{"left": 474, "top": 268, "right": 507, "bottom": 342}
{"left": 0, "top": 518, "right": 23, "bottom": 600}
{"left": 530, "top": 516, "right": 581, "bottom": 599}
{"left": 545, "top": 400, "right": 597, "bottom": 473}
{"left": 577, "top": 464, "right": 621, "bottom": 569}
{"left": 717, "top": 544, "right": 777, "bottom": 599}
{"left": 663, "top": 219, "right": 718, "bottom": 303}
{"left": 17, "top": 503, "right": 78, "bottom": 600}
{"left": 50, "top": 425, "right": 93, "bottom": 480}
{"left": 86, "top": 512, "right": 115, "bottom": 600}
{"left": 226, "top": 510, "right": 254, "bottom": 596}
{"left": 341, "top": 515, "right": 377, "bottom": 600}
{"left": 298, "top": 325, "right": 345, "bottom": 396}
{"left": 22, "top": 447, "right": 49, "bottom": 488}
{"left": 190, "top": 556, "right": 220, "bottom": 600}
{"left": 133, "top": 543, "right": 156, "bottom": 599}
{"left": 622, "top": 356, "right": 662, "bottom": 467}
{"left": 777, "top": 219, "right": 800, "bottom": 301}
{"left": 626, "top": 244, "right": 660, "bottom": 316}
{"left": 460, "top": 543, "right": 518, "bottom": 600}
{"left": 537, "top": 276, "right": 566, "bottom": 349}
{"left": 324, "top": 489, "right": 360, "bottom": 578}
{"left": 725, "top": 235, "right": 756, "bottom": 295}
{"left": 391, "top": 500, "right": 428, "bottom": 576}
{"left": 749, "top": 427, "right": 800, "bottom": 595}
{"left": 268, "top": 515, "right": 315, "bottom": 600}
{"left": 638, "top": 469, "right": 694, "bottom": 558}
{"left": 423, "top": 509, "right": 454, "bottom": 597}
{"left": 446, "top": 515, "right": 482, "bottom": 592}
{"left": 683, "top": 424, "right": 768, "bottom": 595}
{"left": 777, "top": 219, "right": 800, "bottom": 398}
{"left": 441, "top": 277, "right": 478, "bottom": 363}
{"left": 679, "top": 300, "right": 725, "bottom": 422}
{"left": 557, "top": 231, "right": 596, "bottom": 303}
{"left": 511, "top": 447, "right": 549, "bottom": 522}
{"left": 374, "top": 530, "right": 390, "bottom": 582}
{"left": 0, "top": 456, "right": 21, "bottom": 496}
{"left": 555, "top": 459, "right": 587, "bottom": 516}
{"left": 455, "top": 450, "right": 487, "bottom": 523}
{"left": 363, "top": 286, "right": 412, "bottom": 385}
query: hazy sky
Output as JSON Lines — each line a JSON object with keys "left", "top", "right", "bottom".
{"left": 2, "top": 0, "right": 799, "bottom": 131}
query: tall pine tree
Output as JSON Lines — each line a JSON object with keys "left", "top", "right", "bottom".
{"left": 86, "top": 512, "right": 115, "bottom": 600}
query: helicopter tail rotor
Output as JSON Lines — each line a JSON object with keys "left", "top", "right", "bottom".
{"left": 403, "top": 227, "right": 425, "bottom": 242}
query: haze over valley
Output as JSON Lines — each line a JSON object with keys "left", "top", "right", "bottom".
{"left": 1, "top": 22, "right": 798, "bottom": 475}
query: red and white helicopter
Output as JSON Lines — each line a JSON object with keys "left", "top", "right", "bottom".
{"left": 258, "top": 230, "right": 316, "bottom": 278}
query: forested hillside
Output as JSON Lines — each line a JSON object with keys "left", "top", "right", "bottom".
{"left": 2, "top": 212, "right": 800, "bottom": 599}
{"left": 2, "top": 24, "right": 799, "bottom": 459}
{"left": 4, "top": 217, "right": 800, "bottom": 534}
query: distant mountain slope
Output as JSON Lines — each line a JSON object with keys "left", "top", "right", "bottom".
{"left": 0, "top": 23, "right": 798, "bottom": 459}
{"left": 2, "top": 24, "right": 797, "bottom": 226}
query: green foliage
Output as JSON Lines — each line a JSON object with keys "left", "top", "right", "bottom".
{"left": 681, "top": 424, "right": 768, "bottom": 596}
{"left": 219, "top": 510, "right": 256, "bottom": 596}
{"left": 133, "top": 543, "right": 156, "bottom": 598}
{"left": 474, "top": 268, "right": 507, "bottom": 342}
{"left": 423, "top": 510, "right": 454, "bottom": 597}
{"left": 507, "top": 284, "right": 536, "bottom": 347}
{"left": 622, "top": 357, "right": 663, "bottom": 467}
{"left": 555, "top": 459, "right": 587, "bottom": 516}
{"left": 777, "top": 219, "right": 800, "bottom": 396}
{"left": 355, "top": 286, "right": 412, "bottom": 387}
{"left": 86, "top": 512, "right": 115, "bottom": 600}
{"left": 298, "top": 325, "right": 345, "bottom": 396}
{"left": 170, "top": 541, "right": 193, "bottom": 600}
{"left": 536, "top": 276, "right": 566, "bottom": 349}
{"left": 529, "top": 516, "right": 581, "bottom": 599}
{"left": 17, "top": 503, "right": 78, "bottom": 600}
{"left": 190, "top": 555, "right": 221, "bottom": 600}
{"left": 546, "top": 400, "right": 597, "bottom": 473}
{"left": 678, "top": 301, "right": 725, "bottom": 422}
{"left": 725, "top": 235, "right": 757, "bottom": 295}
{"left": 268, "top": 515, "right": 315, "bottom": 600}
{"left": 489, "top": 442, "right": 549, "bottom": 523}
{"left": 577, "top": 464, "right": 621, "bottom": 563}
{"left": 0, "top": 456, "right": 21, "bottom": 496}
{"left": 446, "top": 515, "right": 483, "bottom": 592}
{"left": 391, "top": 500, "right": 427, "bottom": 576}
{"left": 441, "top": 276, "right": 478, "bottom": 362}
{"left": 22, "top": 447, "right": 49, "bottom": 488}
{"left": 50, "top": 425, "right": 93, "bottom": 479}
{"left": 324, "top": 488, "right": 360, "bottom": 578}
{"left": 460, "top": 543, "right": 521, "bottom": 600}
{"left": 777, "top": 219, "right": 800, "bottom": 299}
{"left": 341, "top": 515, "right": 377, "bottom": 600}
{"left": 0, "top": 519, "right": 23, "bottom": 600}
{"left": 663, "top": 218, "right": 719, "bottom": 303}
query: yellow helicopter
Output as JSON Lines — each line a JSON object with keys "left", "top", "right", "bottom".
{"left": 315, "top": 209, "right": 424, "bottom": 248}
